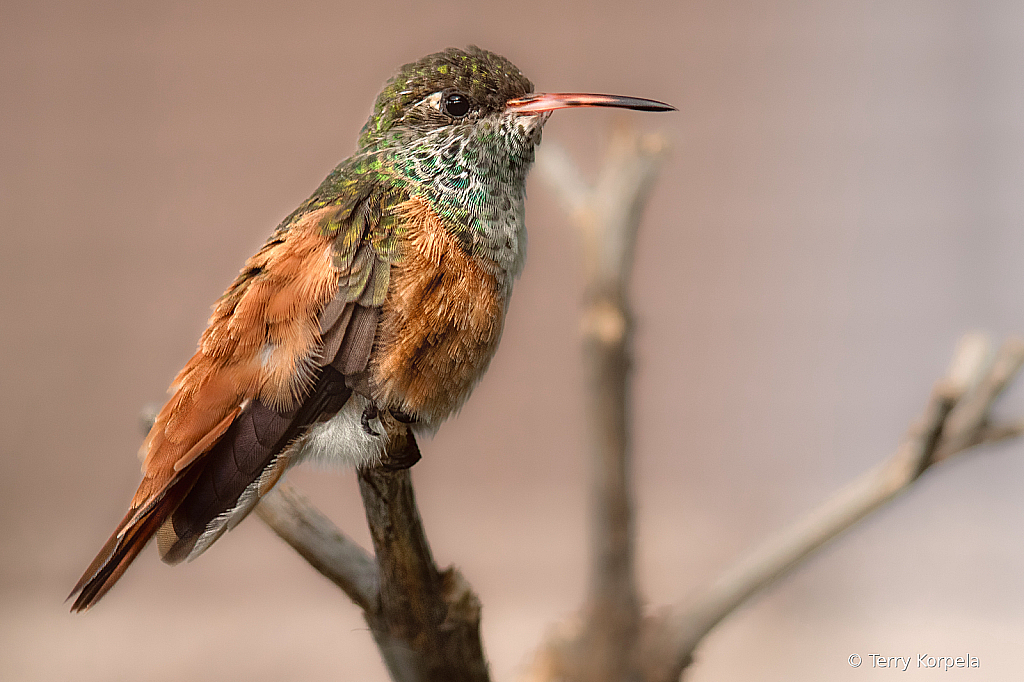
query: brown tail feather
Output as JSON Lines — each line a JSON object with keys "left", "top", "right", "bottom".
{"left": 68, "top": 467, "right": 200, "bottom": 612}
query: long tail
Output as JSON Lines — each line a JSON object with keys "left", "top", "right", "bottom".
{"left": 69, "top": 366, "right": 353, "bottom": 611}
{"left": 67, "top": 466, "right": 202, "bottom": 612}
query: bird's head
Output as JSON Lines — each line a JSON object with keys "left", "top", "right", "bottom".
{"left": 358, "top": 46, "right": 673, "bottom": 158}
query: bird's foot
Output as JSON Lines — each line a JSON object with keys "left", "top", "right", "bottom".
{"left": 380, "top": 436, "right": 422, "bottom": 470}
{"left": 360, "top": 405, "right": 380, "bottom": 436}
{"left": 361, "top": 404, "right": 420, "bottom": 469}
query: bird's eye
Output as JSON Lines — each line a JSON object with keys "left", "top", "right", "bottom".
{"left": 442, "top": 91, "right": 472, "bottom": 118}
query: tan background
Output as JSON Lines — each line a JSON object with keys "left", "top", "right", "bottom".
{"left": 3, "top": 1, "right": 1024, "bottom": 680}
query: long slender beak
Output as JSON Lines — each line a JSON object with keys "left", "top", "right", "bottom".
{"left": 505, "top": 92, "right": 676, "bottom": 113}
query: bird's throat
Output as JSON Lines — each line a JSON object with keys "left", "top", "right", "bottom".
{"left": 389, "top": 114, "right": 545, "bottom": 288}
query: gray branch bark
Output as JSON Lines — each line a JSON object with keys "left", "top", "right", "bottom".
{"left": 256, "top": 483, "right": 378, "bottom": 612}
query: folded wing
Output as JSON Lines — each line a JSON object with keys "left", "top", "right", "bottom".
{"left": 70, "top": 176, "right": 406, "bottom": 611}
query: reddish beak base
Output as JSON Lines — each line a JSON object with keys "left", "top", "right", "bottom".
{"left": 505, "top": 92, "right": 676, "bottom": 114}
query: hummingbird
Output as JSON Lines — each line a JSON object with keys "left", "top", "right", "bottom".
{"left": 69, "top": 46, "right": 673, "bottom": 611}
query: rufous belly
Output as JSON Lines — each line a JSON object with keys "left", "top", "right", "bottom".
{"left": 371, "top": 196, "right": 506, "bottom": 424}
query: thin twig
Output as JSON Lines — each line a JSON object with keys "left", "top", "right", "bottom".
{"left": 934, "top": 336, "right": 1024, "bottom": 461}
{"left": 975, "top": 419, "right": 1024, "bottom": 445}
{"left": 539, "top": 123, "right": 669, "bottom": 295}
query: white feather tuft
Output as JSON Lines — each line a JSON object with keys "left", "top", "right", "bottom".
{"left": 295, "top": 393, "right": 386, "bottom": 468}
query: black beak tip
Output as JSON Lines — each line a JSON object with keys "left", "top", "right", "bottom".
{"left": 584, "top": 95, "right": 677, "bottom": 113}
{"left": 632, "top": 99, "right": 676, "bottom": 113}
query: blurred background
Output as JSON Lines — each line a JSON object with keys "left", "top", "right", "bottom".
{"left": 3, "top": 1, "right": 1024, "bottom": 679}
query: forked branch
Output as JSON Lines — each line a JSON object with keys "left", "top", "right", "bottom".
{"left": 527, "top": 125, "right": 669, "bottom": 682}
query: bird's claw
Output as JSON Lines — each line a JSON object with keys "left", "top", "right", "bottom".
{"left": 361, "top": 405, "right": 380, "bottom": 436}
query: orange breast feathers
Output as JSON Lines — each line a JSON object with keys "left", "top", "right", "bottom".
{"left": 372, "top": 196, "right": 507, "bottom": 424}
{"left": 134, "top": 209, "right": 341, "bottom": 507}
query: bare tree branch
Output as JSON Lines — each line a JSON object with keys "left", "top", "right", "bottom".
{"left": 357, "top": 428, "right": 489, "bottom": 682}
{"left": 256, "top": 483, "right": 378, "bottom": 612}
{"left": 529, "top": 126, "right": 1024, "bottom": 682}
{"left": 636, "top": 333, "right": 1024, "bottom": 682}
{"left": 539, "top": 122, "right": 669, "bottom": 296}
{"left": 254, "top": 424, "right": 490, "bottom": 682}
{"left": 530, "top": 125, "right": 669, "bottom": 682}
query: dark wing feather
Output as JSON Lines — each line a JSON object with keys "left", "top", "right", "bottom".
{"left": 157, "top": 366, "right": 353, "bottom": 564}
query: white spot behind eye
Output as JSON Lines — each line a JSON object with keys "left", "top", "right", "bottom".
{"left": 398, "top": 92, "right": 444, "bottom": 126}
{"left": 424, "top": 92, "right": 443, "bottom": 110}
